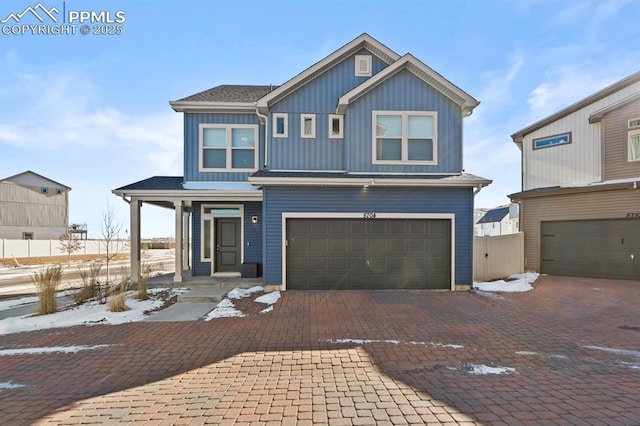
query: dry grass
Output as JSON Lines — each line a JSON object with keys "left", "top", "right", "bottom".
{"left": 0, "top": 253, "right": 128, "bottom": 268}
{"left": 107, "top": 293, "right": 129, "bottom": 312}
{"left": 73, "top": 262, "right": 102, "bottom": 305}
{"left": 136, "top": 263, "right": 151, "bottom": 300}
{"left": 32, "top": 265, "right": 62, "bottom": 315}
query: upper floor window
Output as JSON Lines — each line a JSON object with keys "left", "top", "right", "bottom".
{"left": 355, "top": 55, "right": 372, "bottom": 77}
{"left": 273, "top": 113, "right": 288, "bottom": 138}
{"left": 629, "top": 129, "right": 640, "bottom": 162}
{"left": 372, "top": 111, "right": 437, "bottom": 165}
{"left": 301, "top": 114, "right": 316, "bottom": 138}
{"left": 328, "top": 114, "right": 343, "bottom": 139}
{"left": 199, "top": 124, "right": 258, "bottom": 172}
{"left": 532, "top": 132, "right": 571, "bottom": 150}
{"left": 629, "top": 118, "right": 640, "bottom": 129}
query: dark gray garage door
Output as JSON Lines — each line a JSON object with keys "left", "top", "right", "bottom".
{"left": 541, "top": 219, "right": 640, "bottom": 280}
{"left": 286, "top": 218, "right": 451, "bottom": 290}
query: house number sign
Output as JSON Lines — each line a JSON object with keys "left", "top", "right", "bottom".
{"left": 363, "top": 213, "right": 376, "bottom": 219}
{"left": 626, "top": 212, "right": 640, "bottom": 219}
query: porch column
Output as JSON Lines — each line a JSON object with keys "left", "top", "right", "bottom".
{"left": 182, "top": 210, "right": 190, "bottom": 271}
{"left": 174, "top": 200, "right": 184, "bottom": 283}
{"left": 130, "top": 198, "right": 141, "bottom": 286}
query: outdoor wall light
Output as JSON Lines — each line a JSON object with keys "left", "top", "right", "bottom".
{"left": 252, "top": 215, "right": 259, "bottom": 224}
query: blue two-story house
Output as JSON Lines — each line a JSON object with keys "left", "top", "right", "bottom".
{"left": 114, "top": 34, "right": 491, "bottom": 291}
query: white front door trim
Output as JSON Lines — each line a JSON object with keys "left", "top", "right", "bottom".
{"left": 202, "top": 204, "right": 244, "bottom": 276}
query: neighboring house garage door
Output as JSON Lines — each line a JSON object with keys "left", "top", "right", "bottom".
{"left": 286, "top": 218, "right": 451, "bottom": 290}
{"left": 541, "top": 219, "right": 640, "bottom": 280}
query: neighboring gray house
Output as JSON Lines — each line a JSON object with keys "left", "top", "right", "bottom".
{"left": 0, "top": 171, "right": 70, "bottom": 240}
{"left": 475, "top": 204, "right": 519, "bottom": 236}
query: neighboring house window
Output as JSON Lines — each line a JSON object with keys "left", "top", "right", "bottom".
{"left": 532, "top": 132, "right": 571, "bottom": 150}
{"left": 355, "top": 55, "right": 372, "bottom": 77}
{"left": 41, "top": 187, "right": 48, "bottom": 194}
{"left": 199, "top": 124, "right": 258, "bottom": 171}
{"left": 273, "top": 113, "right": 288, "bottom": 138}
{"left": 56, "top": 189, "right": 62, "bottom": 195}
{"left": 328, "top": 114, "right": 343, "bottom": 139}
{"left": 22, "top": 232, "right": 34, "bottom": 240}
{"left": 629, "top": 129, "right": 640, "bottom": 162}
{"left": 301, "top": 114, "right": 316, "bottom": 138}
{"left": 372, "top": 111, "right": 437, "bottom": 165}
{"left": 628, "top": 118, "right": 640, "bottom": 129}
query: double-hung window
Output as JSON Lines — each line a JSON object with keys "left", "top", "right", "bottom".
{"left": 199, "top": 124, "right": 258, "bottom": 171}
{"left": 629, "top": 129, "right": 640, "bottom": 162}
{"left": 373, "top": 111, "right": 437, "bottom": 165}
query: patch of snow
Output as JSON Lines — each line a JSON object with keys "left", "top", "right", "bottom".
{"left": 254, "top": 291, "right": 281, "bottom": 305}
{"left": 259, "top": 305, "right": 274, "bottom": 314}
{"left": 584, "top": 345, "right": 640, "bottom": 358}
{"left": 473, "top": 272, "right": 540, "bottom": 293}
{"left": 0, "top": 345, "right": 110, "bottom": 356}
{"left": 466, "top": 364, "right": 516, "bottom": 375}
{"left": 204, "top": 298, "right": 245, "bottom": 320}
{"left": 516, "top": 350, "right": 569, "bottom": 360}
{"left": 0, "top": 289, "right": 77, "bottom": 312}
{"left": 329, "top": 338, "right": 463, "bottom": 349}
{"left": 0, "top": 288, "right": 181, "bottom": 335}
{"left": 0, "top": 381, "right": 25, "bottom": 390}
{"left": 226, "top": 286, "right": 264, "bottom": 299}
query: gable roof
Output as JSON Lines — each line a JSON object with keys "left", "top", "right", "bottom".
{"left": 589, "top": 91, "right": 640, "bottom": 123}
{"left": 336, "top": 53, "right": 480, "bottom": 116}
{"left": 256, "top": 33, "right": 401, "bottom": 111}
{"left": 114, "top": 176, "right": 184, "bottom": 191}
{"left": 170, "top": 85, "right": 278, "bottom": 112}
{"left": 511, "top": 71, "right": 640, "bottom": 142}
{"left": 476, "top": 206, "right": 509, "bottom": 224}
{"left": 1, "top": 170, "right": 70, "bottom": 190}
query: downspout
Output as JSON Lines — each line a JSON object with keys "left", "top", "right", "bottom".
{"left": 473, "top": 184, "right": 483, "bottom": 195}
{"left": 120, "top": 194, "right": 131, "bottom": 204}
{"left": 255, "top": 105, "right": 268, "bottom": 168}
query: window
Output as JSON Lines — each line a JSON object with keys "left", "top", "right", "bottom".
{"left": 372, "top": 111, "right": 437, "bottom": 164}
{"left": 22, "top": 232, "right": 34, "bottom": 240}
{"left": 629, "top": 118, "right": 640, "bottom": 129}
{"left": 629, "top": 129, "right": 640, "bottom": 162}
{"left": 355, "top": 55, "right": 372, "bottom": 77}
{"left": 41, "top": 187, "right": 48, "bottom": 194}
{"left": 273, "top": 113, "right": 288, "bottom": 138}
{"left": 301, "top": 114, "right": 316, "bottom": 138}
{"left": 200, "top": 204, "right": 243, "bottom": 263}
{"left": 328, "top": 114, "right": 343, "bottom": 139}
{"left": 199, "top": 124, "right": 258, "bottom": 171}
{"left": 55, "top": 189, "right": 62, "bottom": 195}
{"left": 532, "top": 132, "right": 571, "bottom": 150}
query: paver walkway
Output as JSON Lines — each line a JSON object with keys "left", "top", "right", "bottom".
{"left": 1, "top": 276, "right": 639, "bottom": 425}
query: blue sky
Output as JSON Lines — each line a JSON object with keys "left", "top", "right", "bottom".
{"left": 1, "top": 0, "right": 638, "bottom": 238}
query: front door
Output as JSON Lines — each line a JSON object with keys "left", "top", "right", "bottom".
{"left": 215, "top": 217, "right": 241, "bottom": 273}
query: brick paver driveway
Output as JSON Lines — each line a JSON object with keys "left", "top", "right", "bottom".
{"left": 1, "top": 276, "right": 639, "bottom": 425}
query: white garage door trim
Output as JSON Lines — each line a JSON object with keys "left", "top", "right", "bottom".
{"left": 281, "top": 212, "right": 456, "bottom": 291}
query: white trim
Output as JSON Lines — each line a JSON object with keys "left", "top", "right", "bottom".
{"left": 199, "top": 124, "right": 259, "bottom": 172}
{"left": 355, "top": 54, "right": 372, "bottom": 77}
{"left": 372, "top": 111, "right": 438, "bottom": 165}
{"left": 628, "top": 118, "right": 640, "bottom": 129}
{"left": 201, "top": 204, "right": 244, "bottom": 276}
{"left": 281, "top": 212, "right": 456, "bottom": 291}
{"left": 628, "top": 129, "right": 640, "bottom": 162}
{"left": 111, "top": 190, "right": 263, "bottom": 202}
{"left": 256, "top": 34, "right": 400, "bottom": 109}
{"left": 272, "top": 113, "right": 288, "bottom": 138}
{"left": 248, "top": 176, "right": 491, "bottom": 188}
{"left": 328, "top": 114, "right": 344, "bottom": 139}
{"left": 170, "top": 101, "right": 256, "bottom": 113}
{"left": 300, "top": 114, "right": 316, "bottom": 139}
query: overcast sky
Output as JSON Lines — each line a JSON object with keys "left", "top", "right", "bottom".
{"left": 1, "top": 0, "right": 638, "bottom": 238}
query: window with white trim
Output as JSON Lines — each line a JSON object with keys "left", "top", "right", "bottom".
{"left": 199, "top": 124, "right": 258, "bottom": 171}
{"left": 273, "top": 113, "right": 288, "bottom": 138}
{"left": 372, "top": 111, "right": 437, "bottom": 164}
{"left": 629, "top": 118, "right": 640, "bottom": 129}
{"left": 328, "top": 114, "right": 343, "bottom": 139}
{"left": 629, "top": 129, "right": 640, "bottom": 162}
{"left": 301, "top": 114, "right": 316, "bottom": 138}
{"left": 355, "top": 55, "right": 372, "bottom": 77}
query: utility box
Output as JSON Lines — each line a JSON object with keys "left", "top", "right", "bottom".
{"left": 241, "top": 263, "right": 259, "bottom": 278}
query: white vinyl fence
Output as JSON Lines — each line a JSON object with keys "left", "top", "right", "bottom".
{"left": 473, "top": 233, "right": 524, "bottom": 282}
{"left": 0, "top": 239, "right": 127, "bottom": 259}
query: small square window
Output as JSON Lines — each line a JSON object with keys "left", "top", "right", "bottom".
{"left": 328, "top": 114, "right": 343, "bottom": 139}
{"left": 41, "top": 187, "right": 48, "bottom": 194}
{"left": 273, "top": 113, "right": 288, "bottom": 138}
{"left": 56, "top": 189, "right": 62, "bottom": 195}
{"left": 22, "top": 232, "right": 34, "bottom": 240}
{"left": 355, "top": 55, "right": 372, "bottom": 77}
{"left": 301, "top": 114, "right": 316, "bottom": 138}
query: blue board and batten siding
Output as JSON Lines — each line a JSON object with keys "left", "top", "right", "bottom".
{"left": 268, "top": 49, "right": 388, "bottom": 171}
{"left": 184, "top": 113, "right": 264, "bottom": 182}
{"left": 191, "top": 201, "right": 263, "bottom": 276}
{"left": 263, "top": 186, "right": 474, "bottom": 286}
{"left": 346, "top": 69, "right": 463, "bottom": 174}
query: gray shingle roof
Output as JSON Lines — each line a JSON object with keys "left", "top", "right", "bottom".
{"left": 476, "top": 207, "right": 509, "bottom": 224}
{"left": 114, "top": 176, "right": 183, "bottom": 191}
{"left": 176, "top": 85, "right": 279, "bottom": 103}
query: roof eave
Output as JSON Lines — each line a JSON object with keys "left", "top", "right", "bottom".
{"left": 249, "top": 176, "right": 491, "bottom": 187}
{"left": 112, "top": 188, "right": 263, "bottom": 200}
{"left": 169, "top": 101, "right": 257, "bottom": 113}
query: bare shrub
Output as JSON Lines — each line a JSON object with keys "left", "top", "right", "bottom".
{"left": 32, "top": 266, "right": 62, "bottom": 315}
{"left": 108, "top": 293, "right": 129, "bottom": 312}
{"left": 58, "top": 232, "right": 83, "bottom": 265}
{"left": 136, "top": 263, "right": 151, "bottom": 300}
{"left": 108, "top": 267, "right": 130, "bottom": 312}
{"left": 73, "top": 262, "right": 102, "bottom": 304}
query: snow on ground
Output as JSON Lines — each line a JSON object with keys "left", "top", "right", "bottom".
{"left": 584, "top": 345, "right": 640, "bottom": 358}
{"left": 328, "top": 338, "right": 463, "bottom": 349}
{"left": 0, "top": 288, "right": 185, "bottom": 335}
{"left": 0, "top": 345, "right": 111, "bottom": 356}
{"left": 205, "top": 287, "right": 280, "bottom": 320}
{"left": 0, "top": 289, "right": 77, "bottom": 311}
{"left": 473, "top": 272, "right": 540, "bottom": 292}
{"left": 0, "top": 382, "right": 25, "bottom": 390}
{"left": 466, "top": 364, "right": 516, "bottom": 375}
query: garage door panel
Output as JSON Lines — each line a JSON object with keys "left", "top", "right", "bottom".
{"left": 286, "top": 218, "right": 451, "bottom": 290}
{"left": 541, "top": 219, "right": 640, "bottom": 280}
